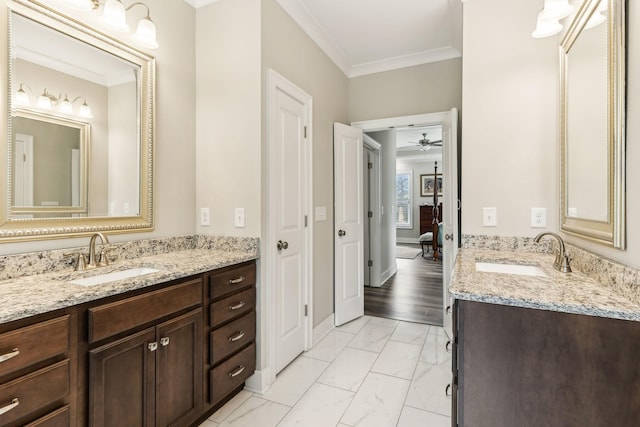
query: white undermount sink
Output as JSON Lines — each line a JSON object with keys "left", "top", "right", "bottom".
{"left": 475, "top": 262, "right": 547, "bottom": 277}
{"left": 70, "top": 267, "right": 161, "bottom": 286}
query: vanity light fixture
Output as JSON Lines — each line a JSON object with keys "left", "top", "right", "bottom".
{"left": 532, "top": 0, "right": 575, "bottom": 38}
{"left": 585, "top": 0, "right": 608, "bottom": 29}
{"left": 14, "top": 83, "right": 93, "bottom": 118}
{"left": 56, "top": 0, "right": 159, "bottom": 49}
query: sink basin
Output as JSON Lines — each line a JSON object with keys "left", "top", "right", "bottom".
{"left": 70, "top": 267, "right": 161, "bottom": 286}
{"left": 475, "top": 262, "right": 547, "bottom": 277}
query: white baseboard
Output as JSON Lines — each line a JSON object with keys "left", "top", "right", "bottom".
{"left": 380, "top": 262, "right": 397, "bottom": 285}
{"left": 397, "top": 237, "right": 420, "bottom": 244}
{"left": 311, "top": 314, "right": 335, "bottom": 346}
{"left": 244, "top": 368, "right": 272, "bottom": 395}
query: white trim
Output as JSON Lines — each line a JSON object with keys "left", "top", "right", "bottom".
{"left": 183, "top": 0, "right": 223, "bottom": 8}
{"left": 352, "top": 112, "right": 449, "bottom": 133}
{"left": 244, "top": 368, "right": 272, "bottom": 395}
{"left": 363, "top": 134, "right": 381, "bottom": 151}
{"left": 379, "top": 262, "right": 398, "bottom": 287}
{"left": 311, "top": 314, "right": 335, "bottom": 345}
{"left": 266, "top": 69, "right": 313, "bottom": 385}
{"left": 275, "top": 0, "right": 351, "bottom": 76}
{"left": 349, "top": 47, "right": 461, "bottom": 78}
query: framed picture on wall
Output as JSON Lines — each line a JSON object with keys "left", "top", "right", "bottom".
{"left": 420, "top": 173, "right": 443, "bottom": 197}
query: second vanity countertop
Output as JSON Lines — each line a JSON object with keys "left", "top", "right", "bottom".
{"left": 450, "top": 249, "right": 640, "bottom": 322}
{"left": 0, "top": 248, "right": 258, "bottom": 325}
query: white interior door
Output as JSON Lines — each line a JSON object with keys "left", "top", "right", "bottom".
{"left": 334, "top": 123, "right": 364, "bottom": 326}
{"left": 14, "top": 134, "right": 34, "bottom": 207}
{"left": 442, "top": 108, "right": 459, "bottom": 338}
{"left": 270, "top": 72, "right": 311, "bottom": 373}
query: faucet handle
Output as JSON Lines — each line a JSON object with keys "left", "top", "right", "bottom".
{"left": 98, "top": 248, "right": 114, "bottom": 266}
{"left": 63, "top": 252, "right": 87, "bottom": 271}
{"left": 559, "top": 253, "right": 572, "bottom": 273}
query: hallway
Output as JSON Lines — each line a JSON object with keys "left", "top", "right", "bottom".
{"left": 200, "top": 315, "right": 451, "bottom": 426}
{"left": 365, "top": 246, "right": 444, "bottom": 326}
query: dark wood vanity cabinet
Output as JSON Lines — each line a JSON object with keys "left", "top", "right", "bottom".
{"left": 87, "top": 278, "right": 203, "bottom": 427}
{"left": 453, "top": 300, "right": 640, "bottom": 427}
{"left": 205, "top": 262, "right": 257, "bottom": 409}
{"left": 0, "top": 314, "right": 74, "bottom": 427}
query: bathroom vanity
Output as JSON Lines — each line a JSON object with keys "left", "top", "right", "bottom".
{"left": 0, "top": 244, "right": 257, "bottom": 427}
{"left": 450, "top": 249, "right": 640, "bottom": 427}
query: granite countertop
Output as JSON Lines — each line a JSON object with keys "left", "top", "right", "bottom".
{"left": 450, "top": 249, "right": 640, "bottom": 322}
{"left": 0, "top": 248, "right": 258, "bottom": 324}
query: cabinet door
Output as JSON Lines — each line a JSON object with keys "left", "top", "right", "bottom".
{"left": 89, "top": 328, "right": 156, "bottom": 427}
{"left": 156, "top": 309, "right": 203, "bottom": 427}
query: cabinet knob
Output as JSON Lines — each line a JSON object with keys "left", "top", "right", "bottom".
{"left": 160, "top": 337, "right": 170, "bottom": 347}
{"left": 445, "top": 384, "right": 452, "bottom": 397}
{"left": 0, "top": 348, "right": 19, "bottom": 363}
{"left": 0, "top": 398, "right": 19, "bottom": 416}
{"left": 446, "top": 305, "right": 452, "bottom": 315}
{"left": 148, "top": 342, "right": 158, "bottom": 352}
{"left": 445, "top": 340, "right": 452, "bottom": 353}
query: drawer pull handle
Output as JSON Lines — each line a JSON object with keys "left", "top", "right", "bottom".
{"left": 160, "top": 337, "right": 170, "bottom": 347}
{"left": 445, "top": 305, "right": 452, "bottom": 315}
{"left": 148, "top": 342, "right": 158, "bottom": 352}
{"left": 445, "top": 340, "right": 452, "bottom": 352}
{"left": 229, "top": 365, "right": 246, "bottom": 378}
{"left": 0, "top": 398, "right": 19, "bottom": 416}
{"left": 0, "top": 348, "right": 19, "bottom": 363}
{"left": 229, "top": 331, "right": 246, "bottom": 342}
{"left": 229, "top": 301, "right": 246, "bottom": 311}
{"left": 229, "top": 276, "right": 245, "bottom": 285}
{"left": 445, "top": 384, "right": 452, "bottom": 397}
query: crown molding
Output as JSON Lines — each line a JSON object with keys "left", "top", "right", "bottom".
{"left": 349, "top": 47, "right": 461, "bottom": 78}
{"left": 184, "top": 0, "right": 223, "bottom": 9}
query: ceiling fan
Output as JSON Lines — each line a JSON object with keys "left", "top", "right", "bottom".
{"left": 409, "top": 133, "right": 442, "bottom": 150}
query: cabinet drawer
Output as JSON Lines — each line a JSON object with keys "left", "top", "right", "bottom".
{"left": 89, "top": 278, "right": 202, "bottom": 343}
{"left": 209, "top": 343, "right": 255, "bottom": 405}
{"left": 0, "top": 360, "right": 69, "bottom": 426}
{"left": 0, "top": 316, "right": 69, "bottom": 378}
{"left": 210, "top": 312, "right": 255, "bottom": 366}
{"left": 209, "top": 264, "right": 256, "bottom": 299}
{"left": 24, "top": 405, "right": 70, "bottom": 427}
{"left": 210, "top": 288, "right": 255, "bottom": 328}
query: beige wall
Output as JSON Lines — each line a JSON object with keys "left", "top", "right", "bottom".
{"left": 261, "top": 0, "right": 349, "bottom": 327}
{"left": 348, "top": 59, "right": 462, "bottom": 123}
{"left": 195, "top": 0, "right": 262, "bottom": 237}
{"left": 0, "top": 0, "right": 196, "bottom": 255}
{"left": 461, "top": 0, "right": 558, "bottom": 238}
{"left": 462, "top": 0, "right": 640, "bottom": 269}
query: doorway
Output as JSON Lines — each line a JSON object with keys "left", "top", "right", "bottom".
{"left": 351, "top": 110, "right": 459, "bottom": 329}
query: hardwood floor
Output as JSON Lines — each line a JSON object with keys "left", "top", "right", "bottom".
{"left": 365, "top": 245, "right": 443, "bottom": 326}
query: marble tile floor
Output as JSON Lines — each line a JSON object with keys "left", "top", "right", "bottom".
{"left": 200, "top": 315, "right": 452, "bottom": 427}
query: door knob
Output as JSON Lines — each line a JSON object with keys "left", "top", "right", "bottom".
{"left": 277, "top": 240, "right": 289, "bottom": 250}
{"left": 445, "top": 233, "right": 454, "bottom": 241}
{"left": 338, "top": 229, "right": 346, "bottom": 237}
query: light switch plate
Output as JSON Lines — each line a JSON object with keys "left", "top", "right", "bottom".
{"left": 235, "top": 208, "right": 245, "bottom": 228}
{"left": 315, "top": 206, "right": 327, "bottom": 221}
{"left": 483, "top": 207, "right": 497, "bottom": 227}
{"left": 200, "top": 208, "right": 210, "bottom": 226}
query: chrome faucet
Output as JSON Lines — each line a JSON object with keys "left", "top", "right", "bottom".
{"left": 88, "top": 232, "right": 110, "bottom": 268}
{"left": 534, "top": 232, "right": 572, "bottom": 273}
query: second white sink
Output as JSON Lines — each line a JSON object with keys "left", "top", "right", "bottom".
{"left": 70, "top": 267, "right": 161, "bottom": 286}
{"left": 475, "top": 262, "right": 547, "bottom": 277}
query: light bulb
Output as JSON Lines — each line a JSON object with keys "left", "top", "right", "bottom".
{"left": 59, "top": 96, "right": 73, "bottom": 114}
{"left": 79, "top": 101, "right": 93, "bottom": 118}
{"left": 15, "top": 86, "right": 30, "bottom": 106}
{"left": 100, "top": 0, "right": 129, "bottom": 32}
{"left": 132, "top": 17, "right": 159, "bottom": 49}
{"left": 37, "top": 92, "right": 53, "bottom": 110}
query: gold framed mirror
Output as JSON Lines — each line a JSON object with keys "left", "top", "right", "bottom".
{"left": 1, "top": 0, "right": 155, "bottom": 242}
{"left": 560, "top": 0, "right": 626, "bottom": 248}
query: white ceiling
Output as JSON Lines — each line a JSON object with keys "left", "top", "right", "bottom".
{"left": 187, "top": 0, "right": 463, "bottom": 78}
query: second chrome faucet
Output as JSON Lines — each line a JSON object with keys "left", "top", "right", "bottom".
{"left": 534, "top": 232, "right": 572, "bottom": 273}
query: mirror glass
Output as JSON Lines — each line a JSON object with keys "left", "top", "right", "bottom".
{"left": 1, "top": 0, "right": 155, "bottom": 241}
{"left": 560, "top": 0, "right": 626, "bottom": 248}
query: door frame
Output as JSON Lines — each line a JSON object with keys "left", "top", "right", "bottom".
{"left": 265, "top": 69, "right": 313, "bottom": 385}
{"left": 363, "top": 135, "right": 382, "bottom": 287}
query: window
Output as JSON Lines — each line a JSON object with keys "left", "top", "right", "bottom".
{"left": 396, "top": 171, "right": 412, "bottom": 228}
